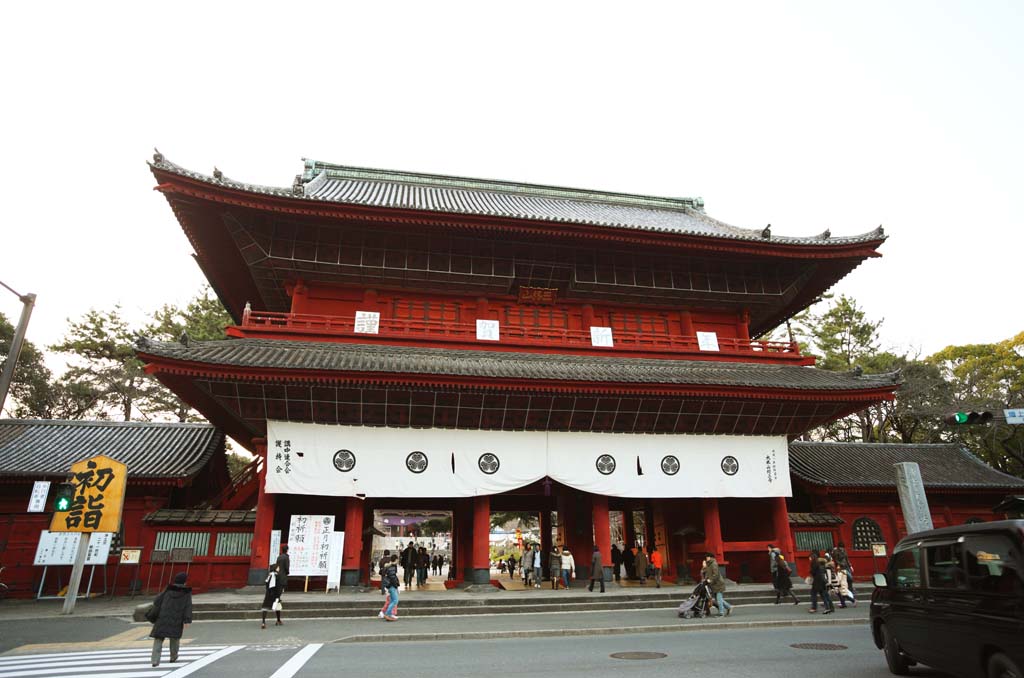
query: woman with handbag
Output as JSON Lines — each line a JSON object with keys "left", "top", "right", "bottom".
{"left": 261, "top": 564, "right": 283, "bottom": 629}
{"left": 773, "top": 553, "right": 799, "bottom": 605}
{"left": 147, "top": 572, "right": 192, "bottom": 667}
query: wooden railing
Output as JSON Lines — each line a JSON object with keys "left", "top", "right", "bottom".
{"left": 239, "top": 309, "right": 803, "bottom": 358}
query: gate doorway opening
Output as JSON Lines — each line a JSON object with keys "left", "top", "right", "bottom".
{"left": 370, "top": 509, "right": 452, "bottom": 590}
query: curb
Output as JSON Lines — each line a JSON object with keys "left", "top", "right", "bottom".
{"left": 333, "top": 616, "right": 868, "bottom": 643}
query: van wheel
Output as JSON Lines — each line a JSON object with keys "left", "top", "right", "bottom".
{"left": 882, "top": 624, "right": 910, "bottom": 675}
{"left": 988, "top": 653, "right": 1022, "bottom": 678}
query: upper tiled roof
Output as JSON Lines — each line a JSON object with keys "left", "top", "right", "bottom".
{"left": 789, "top": 441, "right": 1024, "bottom": 490}
{"left": 0, "top": 420, "right": 224, "bottom": 480}
{"left": 149, "top": 153, "right": 886, "bottom": 246}
{"left": 136, "top": 337, "right": 899, "bottom": 391}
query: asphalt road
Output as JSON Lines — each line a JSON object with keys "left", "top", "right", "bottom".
{"left": 0, "top": 626, "right": 953, "bottom": 678}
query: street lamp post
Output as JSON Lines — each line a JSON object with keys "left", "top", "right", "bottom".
{"left": 0, "top": 280, "right": 37, "bottom": 415}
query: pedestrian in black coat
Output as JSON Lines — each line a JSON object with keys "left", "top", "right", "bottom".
{"left": 610, "top": 544, "right": 622, "bottom": 582}
{"left": 148, "top": 572, "right": 193, "bottom": 667}
{"left": 622, "top": 544, "right": 636, "bottom": 579}
{"left": 773, "top": 553, "right": 799, "bottom": 605}
{"left": 261, "top": 564, "right": 283, "bottom": 629}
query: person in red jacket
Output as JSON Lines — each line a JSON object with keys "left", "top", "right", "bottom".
{"left": 649, "top": 546, "right": 663, "bottom": 588}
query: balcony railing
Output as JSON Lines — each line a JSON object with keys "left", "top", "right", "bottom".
{"left": 239, "top": 309, "right": 804, "bottom": 359}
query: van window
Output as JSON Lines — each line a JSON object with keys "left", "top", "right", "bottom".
{"left": 964, "top": 535, "right": 1022, "bottom": 595}
{"left": 925, "top": 543, "right": 966, "bottom": 589}
{"left": 889, "top": 548, "right": 921, "bottom": 589}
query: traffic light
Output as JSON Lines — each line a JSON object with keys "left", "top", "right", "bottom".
{"left": 944, "top": 411, "right": 994, "bottom": 426}
{"left": 53, "top": 483, "right": 75, "bottom": 511}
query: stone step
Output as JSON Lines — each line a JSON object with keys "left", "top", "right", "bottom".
{"left": 181, "top": 589, "right": 781, "bottom": 621}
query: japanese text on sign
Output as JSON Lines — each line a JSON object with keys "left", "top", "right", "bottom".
{"left": 27, "top": 481, "right": 51, "bottom": 513}
{"left": 287, "top": 514, "right": 334, "bottom": 576}
{"left": 273, "top": 438, "right": 296, "bottom": 477}
{"left": 50, "top": 455, "right": 127, "bottom": 534}
{"left": 34, "top": 531, "right": 113, "bottom": 566}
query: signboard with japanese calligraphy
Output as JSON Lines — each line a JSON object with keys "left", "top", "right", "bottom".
{"left": 50, "top": 455, "right": 127, "bottom": 534}
{"left": 353, "top": 311, "right": 381, "bottom": 334}
{"left": 269, "top": 529, "right": 282, "bottom": 567}
{"left": 476, "top": 319, "right": 500, "bottom": 341}
{"left": 696, "top": 331, "right": 720, "bottom": 352}
{"left": 287, "top": 514, "right": 334, "bottom": 577}
{"left": 34, "top": 531, "right": 114, "bottom": 566}
{"left": 325, "top": 531, "right": 346, "bottom": 590}
{"left": 590, "top": 326, "right": 614, "bottom": 347}
{"left": 27, "top": 481, "right": 51, "bottom": 513}
{"left": 517, "top": 286, "right": 557, "bottom": 305}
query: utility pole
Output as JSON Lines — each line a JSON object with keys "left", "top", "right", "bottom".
{"left": 0, "top": 280, "right": 36, "bottom": 415}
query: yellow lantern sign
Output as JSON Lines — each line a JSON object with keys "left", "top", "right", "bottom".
{"left": 50, "top": 455, "right": 127, "bottom": 534}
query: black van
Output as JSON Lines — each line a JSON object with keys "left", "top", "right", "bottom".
{"left": 870, "top": 519, "right": 1024, "bottom": 677}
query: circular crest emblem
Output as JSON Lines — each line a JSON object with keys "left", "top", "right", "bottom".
{"left": 595, "top": 454, "right": 617, "bottom": 475}
{"left": 406, "top": 451, "right": 428, "bottom": 474}
{"left": 721, "top": 456, "right": 739, "bottom": 476}
{"left": 478, "top": 453, "right": 500, "bottom": 475}
{"left": 661, "top": 455, "right": 680, "bottom": 476}
{"left": 332, "top": 449, "right": 356, "bottom": 472}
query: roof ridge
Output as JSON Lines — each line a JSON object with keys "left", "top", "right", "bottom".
{"left": 0, "top": 419, "right": 215, "bottom": 428}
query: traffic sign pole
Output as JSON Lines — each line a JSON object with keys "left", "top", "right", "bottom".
{"left": 61, "top": 533, "right": 90, "bottom": 615}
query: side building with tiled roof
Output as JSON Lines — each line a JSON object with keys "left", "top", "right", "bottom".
{"left": 784, "top": 441, "right": 1024, "bottom": 578}
{"left": 0, "top": 420, "right": 255, "bottom": 596}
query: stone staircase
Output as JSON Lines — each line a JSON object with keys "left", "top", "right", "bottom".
{"left": 174, "top": 586, "right": 784, "bottom": 622}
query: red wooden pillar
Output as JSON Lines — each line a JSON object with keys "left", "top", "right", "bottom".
{"left": 341, "top": 496, "right": 364, "bottom": 586}
{"left": 701, "top": 498, "right": 725, "bottom": 563}
{"left": 455, "top": 498, "right": 472, "bottom": 583}
{"left": 539, "top": 509, "right": 552, "bottom": 579}
{"left": 771, "top": 496, "right": 795, "bottom": 564}
{"left": 471, "top": 495, "right": 491, "bottom": 584}
{"left": 592, "top": 494, "right": 612, "bottom": 582}
{"left": 248, "top": 439, "right": 275, "bottom": 585}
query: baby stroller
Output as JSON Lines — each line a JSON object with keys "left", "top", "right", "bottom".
{"left": 677, "top": 580, "right": 713, "bottom": 619}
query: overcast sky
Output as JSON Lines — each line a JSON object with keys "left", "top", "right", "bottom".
{"left": 2, "top": 1, "right": 1022, "bottom": 373}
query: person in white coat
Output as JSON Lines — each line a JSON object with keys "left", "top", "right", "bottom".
{"left": 560, "top": 547, "right": 575, "bottom": 589}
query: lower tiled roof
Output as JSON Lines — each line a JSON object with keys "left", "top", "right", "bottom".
{"left": 0, "top": 420, "right": 224, "bottom": 480}
{"left": 144, "top": 509, "right": 255, "bottom": 525}
{"left": 136, "top": 338, "right": 899, "bottom": 392}
{"left": 789, "top": 512, "right": 844, "bottom": 526}
{"left": 789, "top": 441, "right": 1024, "bottom": 490}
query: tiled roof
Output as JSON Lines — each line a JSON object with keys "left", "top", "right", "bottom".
{"left": 0, "top": 420, "right": 224, "bottom": 480}
{"left": 789, "top": 512, "right": 844, "bottom": 526}
{"left": 789, "top": 442, "right": 1024, "bottom": 490}
{"left": 144, "top": 509, "right": 255, "bottom": 525}
{"left": 136, "top": 337, "right": 899, "bottom": 392}
{"left": 149, "top": 154, "right": 886, "bottom": 246}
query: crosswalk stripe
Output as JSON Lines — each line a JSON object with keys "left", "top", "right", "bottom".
{"left": 0, "top": 662, "right": 181, "bottom": 677}
{"left": 0, "top": 655, "right": 204, "bottom": 669}
{"left": 268, "top": 644, "right": 324, "bottom": 678}
{"left": 162, "top": 646, "right": 244, "bottom": 678}
{"left": 0, "top": 647, "right": 226, "bottom": 663}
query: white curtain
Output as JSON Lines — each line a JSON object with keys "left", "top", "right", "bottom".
{"left": 265, "top": 421, "right": 790, "bottom": 499}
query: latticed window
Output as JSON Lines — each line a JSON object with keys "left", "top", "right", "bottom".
{"left": 154, "top": 531, "right": 211, "bottom": 557}
{"left": 795, "top": 531, "right": 834, "bottom": 552}
{"left": 852, "top": 517, "right": 884, "bottom": 551}
{"left": 214, "top": 532, "right": 253, "bottom": 557}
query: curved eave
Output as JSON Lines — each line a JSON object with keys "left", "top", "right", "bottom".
{"left": 138, "top": 351, "right": 898, "bottom": 403}
{"left": 152, "top": 164, "right": 885, "bottom": 256}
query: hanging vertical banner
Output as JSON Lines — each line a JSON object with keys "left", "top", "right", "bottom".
{"left": 288, "top": 515, "right": 334, "bottom": 577}
{"left": 27, "top": 481, "right": 51, "bottom": 513}
{"left": 269, "top": 529, "right": 282, "bottom": 568}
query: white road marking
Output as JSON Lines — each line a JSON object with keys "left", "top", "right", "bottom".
{"left": 163, "top": 645, "right": 244, "bottom": 678}
{"left": 0, "top": 645, "right": 242, "bottom": 678}
{"left": 267, "top": 644, "right": 324, "bottom": 678}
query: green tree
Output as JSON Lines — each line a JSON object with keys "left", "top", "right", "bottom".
{"left": 1, "top": 311, "right": 55, "bottom": 417}
{"left": 928, "top": 332, "right": 1024, "bottom": 477}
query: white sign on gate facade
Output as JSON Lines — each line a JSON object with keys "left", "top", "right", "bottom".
{"left": 287, "top": 515, "right": 334, "bottom": 577}
{"left": 27, "top": 481, "right": 51, "bottom": 513}
{"left": 325, "top": 531, "right": 346, "bottom": 590}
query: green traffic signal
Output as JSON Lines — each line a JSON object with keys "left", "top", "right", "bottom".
{"left": 53, "top": 482, "right": 75, "bottom": 512}
{"left": 944, "top": 411, "right": 994, "bottom": 425}
{"left": 953, "top": 412, "right": 970, "bottom": 424}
